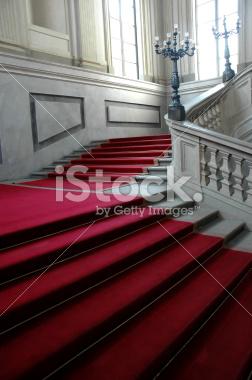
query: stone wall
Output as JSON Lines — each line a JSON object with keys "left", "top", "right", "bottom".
{"left": 0, "top": 53, "right": 168, "bottom": 180}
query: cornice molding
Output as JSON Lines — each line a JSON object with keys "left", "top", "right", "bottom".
{"left": 0, "top": 52, "right": 168, "bottom": 97}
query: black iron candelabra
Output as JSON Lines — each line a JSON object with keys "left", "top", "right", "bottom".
{"left": 154, "top": 25, "right": 196, "bottom": 121}
{"left": 212, "top": 16, "right": 241, "bottom": 82}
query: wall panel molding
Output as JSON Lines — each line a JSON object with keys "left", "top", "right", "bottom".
{"left": 30, "top": 93, "right": 85, "bottom": 151}
{"left": 105, "top": 100, "right": 161, "bottom": 128}
{"left": 0, "top": 53, "right": 167, "bottom": 97}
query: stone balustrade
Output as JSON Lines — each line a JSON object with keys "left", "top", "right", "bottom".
{"left": 194, "top": 103, "right": 222, "bottom": 131}
{"left": 186, "top": 64, "right": 252, "bottom": 141}
{"left": 165, "top": 117, "right": 252, "bottom": 218}
{"left": 200, "top": 144, "right": 252, "bottom": 203}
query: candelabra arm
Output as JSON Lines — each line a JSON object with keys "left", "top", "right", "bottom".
{"left": 154, "top": 26, "right": 195, "bottom": 121}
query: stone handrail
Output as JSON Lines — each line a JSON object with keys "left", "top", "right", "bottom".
{"left": 185, "top": 64, "right": 252, "bottom": 136}
{"left": 165, "top": 117, "right": 252, "bottom": 214}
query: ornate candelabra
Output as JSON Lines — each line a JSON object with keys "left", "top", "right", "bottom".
{"left": 212, "top": 16, "right": 241, "bottom": 82}
{"left": 154, "top": 25, "right": 196, "bottom": 121}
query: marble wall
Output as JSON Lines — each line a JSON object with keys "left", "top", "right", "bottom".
{"left": 0, "top": 53, "right": 168, "bottom": 180}
{"left": 0, "top": 0, "right": 250, "bottom": 180}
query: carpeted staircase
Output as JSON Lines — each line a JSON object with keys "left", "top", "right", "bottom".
{"left": 1, "top": 134, "right": 252, "bottom": 380}
{"left": 31, "top": 134, "right": 172, "bottom": 185}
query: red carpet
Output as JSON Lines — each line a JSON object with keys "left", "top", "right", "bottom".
{"left": 160, "top": 264, "right": 252, "bottom": 380}
{"left": 21, "top": 178, "right": 123, "bottom": 190}
{"left": 64, "top": 250, "right": 251, "bottom": 380}
{"left": 0, "top": 219, "right": 193, "bottom": 328}
{"left": 109, "top": 134, "right": 170, "bottom": 142}
{"left": 0, "top": 184, "right": 143, "bottom": 248}
{"left": 70, "top": 157, "right": 157, "bottom": 165}
{"left": 0, "top": 209, "right": 174, "bottom": 283}
{"left": 0, "top": 134, "right": 252, "bottom": 380}
{"left": 44, "top": 134, "right": 171, "bottom": 189}
{"left": 81, "top": 150, "right": 167, "bottom": 158}
{"left": 46, "top": 134, "right": 172, "bottom": 187}
{"left": 48, "top": 171, "right": 138, "bottom": 182}
{"left": 63, "top": 163, "right": 149, "bottom": 173}
{"left": 100, "top": 139, "right": 171, "bottom": 147}
{"left": 91, "top": 144, "right": 171, "bottom": 152}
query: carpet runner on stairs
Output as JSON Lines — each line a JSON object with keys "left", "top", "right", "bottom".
{"left": 0, "top": 184, "right": 143, "bottom": 248}
{"left": 0, "top": 207, "right": 168, "bottom": 282}
{"left": 0, "top": 218, "right": 194, "bottom": 330}
{"left": 1, "top": 132, "right": 252, "bottom": 380}
{"left": 0, "top": 181, "right": 252, "bottom": 379}
{"left": 63, "top": 249, "right": 251, "bottom": 380}
{"left": 160, "top": 267, "right": 252, "bottom": 380}
{"left": 21, "top": 178, "right": 119, "bottom": 191}
{"left": 81, "top": 150, "right": 166, "bottom": 158}
{"left": 45, "top": 134, "right": 172, "bottom": 186}
{"left": 109, "top": 135, "right": 171, "bottom": 141}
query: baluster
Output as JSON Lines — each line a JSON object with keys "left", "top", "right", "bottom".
{"left": 200, "top": 145, "right": 211, "bottom": 186}
{"left": 198, "top": 115, "right": 205, "bottom": 127}
{"left": 210, "top": 107, "right": 217, "bottom": 130}
{"left": 230, "top": 155, "right": 246, "bottom": 203}
{"left": 216, "top": 116, "right": 222, "bottom": 131}
{"left": 206, "top": 109, "right": 212, "bottom": 129}
{"left": 215, "top": 103, "right": 220, "bottom": 114}
{"left": 206, "top": 147, "right": 221, "bottom": 191}
{"left": 218, "top": 151, "right": 233, "bottom": 196}
{"left": 214, "top": 104, "right": 223, "bottom": 131}
{"left": 240, "top": 160, "right": 250, "bottom": 202}
{"left": 207, "top": 109, "right": 214, "bottom": 129}
{"left": 216, "top": 150, "right": 224, "bottom": 191}
{"left": 244, "top": 161, "right": 252, "bottom": 206}
{"left": 203, "top": 113, "right": 209, "bottom": 128}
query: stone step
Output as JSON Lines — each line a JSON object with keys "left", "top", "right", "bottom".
{"left": 64, "top": 153, "right": 84, "bottom": 159}
{"left": 198, "top": 218, "right": 246, "bottom": 243}
{"left": 42, "top": 165, "right": 57, "bottom": 171}
{"left": 158, "top": 157, "right": 174, "bottom": 166}
{"left": 53, "top": 160, "right": 69, "bottom": 164}
{"left": 73, "top": 146, "right": 97, "bottom": 154}
{"left": 163, "top": 150, "right": 172, "bottom": 157}
{"left": 31, "top": 172, "right": 48, "bottom": 178}
{"left": 176, "top": 206, "right": 220, "bottom": 229}
{"left": 148, "top": 167, "right": 171, "bottom": 176}
{"left": 227, "top": 230, "right": 252, "bottom": 253}
{"left": 148, "top": 163, "right": 172, "bottom": 172}
{"left": 149, "top": 198, "right": 195, "bottom": 211}
{"left": 135, "top": 175, "right": 168, "bottom": 181}
{"left": 90, "top": 140, "right": 108, "bottom": 144}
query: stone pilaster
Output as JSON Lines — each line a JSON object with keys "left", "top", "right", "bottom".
{"left": 77, "top": 0, "right": 107, "bottom": 72}
{"left": 0, "top": 0, "right": 28, "bottom": 51}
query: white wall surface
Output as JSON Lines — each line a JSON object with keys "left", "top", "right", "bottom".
{"left": 0, "top": 53, "right": 168, "bottom": 180}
